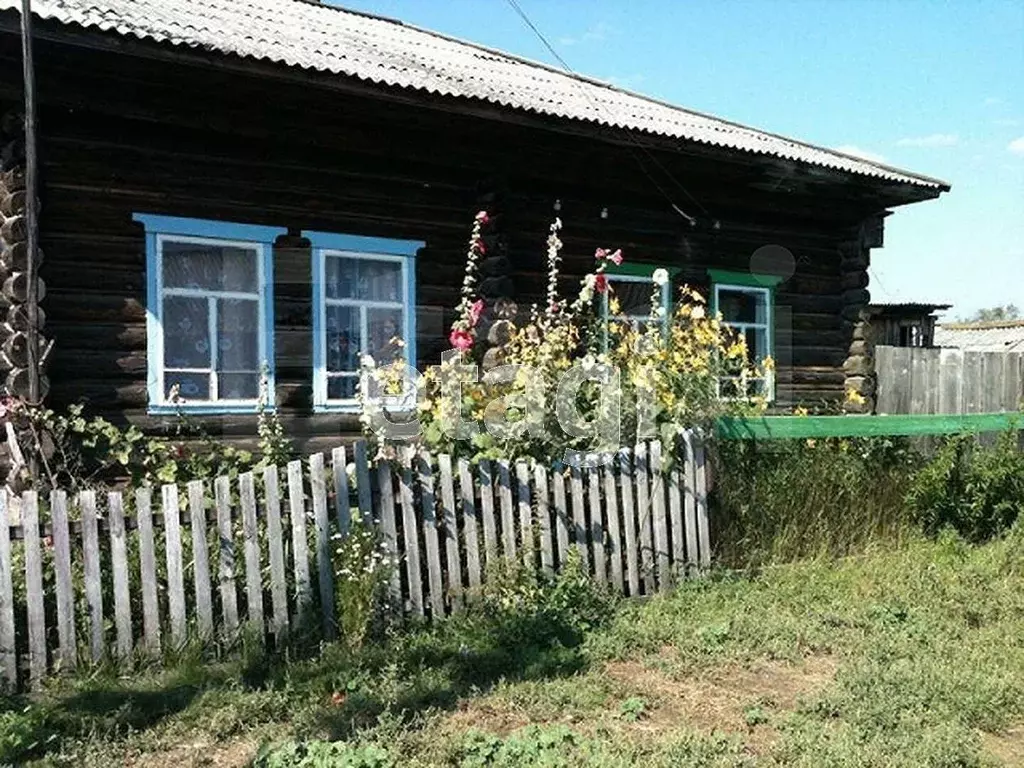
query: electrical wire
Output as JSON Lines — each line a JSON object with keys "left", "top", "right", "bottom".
{"left": 501, "top": 0, "right": 711, "bottom": 225}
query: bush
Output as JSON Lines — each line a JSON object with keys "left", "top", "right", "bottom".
{"left": 713, "top": 436, "right": 920, "bottom": 567}
{"left": 907, "top": 431, "right": 1024, "bottom": 542}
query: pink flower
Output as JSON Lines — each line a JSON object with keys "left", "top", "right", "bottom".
{"left": 607, "top": 249, "right": 623, "bottom": 265}
{"left": 475, "top": 240, "right": 487, "bottom": 255}
{"left": 469, "top": 299, "right": 485, "bottom": 327}
{"left": 594, "top": 274, "right": 608, "bottom": 293}
{"left": 594, "top": 247, "right": 607, "bottom": 260}
{"left": 449, "top": 328, "right": 474, "bottom": 352}
{"left": 475, "top": 210, "right": 490, "bottom": 224}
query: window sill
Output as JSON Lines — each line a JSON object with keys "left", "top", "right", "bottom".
{"left": 147, "top": 402, "right": 272, "bottom": 416}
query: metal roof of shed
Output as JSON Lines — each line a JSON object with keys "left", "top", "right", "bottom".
{"left": 3, "top": 0, "right": 949, "bottom": 191}
{"left": 935, "top": 321, "right": 1024, "bottom": 353}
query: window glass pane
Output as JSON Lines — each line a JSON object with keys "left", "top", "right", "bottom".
{"left": 325, "top": 255, "right": 402, "bottom": 302}
{"left": 165, "top": 371, "right": 210, "bottom": 400}
{"left": 325, "top": 305, "right": 360, "bottom": 373}
{"left": 719, "top": 288, "right": 766, "bottom": 325}
{"left": 217, "top": 298, "right": 260, "bottom": 372}
{"left": 218, "top": 373, "right": 259, "bottom": 400}
{"left": 163, "top": 296, "right": 210, "bottom": 368}
{"left": 368, "top": 307, "right": 404, "bottom": 362}
{"left": 328, "top": 376, "right": 358, "bottom": 400}
{"left": 608, "top": 278, "right": 658, "bottom": 318}
{"left": 745, "top": 328, "right": 769, "bottom": 361}
{"left": 162, "top": 240, "right": 259, "bottom": 293}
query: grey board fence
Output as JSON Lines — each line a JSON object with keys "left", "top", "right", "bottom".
{"left": 0, "top": 434, "right": 710, "bottom": 690}
{"left": 876, "top": 345, "right": 1024, "bottom": 415}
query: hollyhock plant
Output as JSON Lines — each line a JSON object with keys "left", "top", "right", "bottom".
{"left": 360, "top": 212, "right": 767, "bottom": 465}
{"left": 449, "top": 328, "right": 474, "bottom": 351}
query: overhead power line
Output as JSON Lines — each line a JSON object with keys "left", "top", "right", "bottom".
{"left": 501, "top": 0, "right": 711, "bottom": 225}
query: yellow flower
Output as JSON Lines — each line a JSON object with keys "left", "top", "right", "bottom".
{"left": 845, "top": 387, "right": 866, "bottom": 406}
{"left": 793, "top": 406, "right": 809, "bottom": 417}
{"left": 609, "top": 296, "right": 621, "bottom": 315}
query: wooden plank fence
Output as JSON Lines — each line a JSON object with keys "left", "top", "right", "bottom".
{"left": 0, "top": 435, "right": 710, "bottom": 690}
{"left": 876, "top": 346, "right": 1024, "bottom": 415}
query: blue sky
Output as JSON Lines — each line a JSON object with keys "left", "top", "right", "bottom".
{"left": 333, "top": 0, "right": 1024, "bottom": 320}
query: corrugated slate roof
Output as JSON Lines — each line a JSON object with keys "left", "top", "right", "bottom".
{"left": 5, "top": 0, "right": 948, "bottom": 190}
{"left": 935, "top": 322, "right": 1024, "bottom": 353}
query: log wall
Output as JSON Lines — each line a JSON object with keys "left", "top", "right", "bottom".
{"left": 0, "top": 33, "right": 895, "bottom": 453}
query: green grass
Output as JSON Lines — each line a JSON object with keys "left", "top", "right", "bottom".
{"left": 4, "top": 526, "right": 1024, "bottom": 767}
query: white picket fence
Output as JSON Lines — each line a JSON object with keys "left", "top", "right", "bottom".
{"left": 0, "top": 434, "right": 710, "bottom": 690}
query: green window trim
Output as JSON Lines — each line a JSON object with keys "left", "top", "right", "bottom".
{"left": 709, "top": 268, "right": 777, "bottom": 402}
{"left": 604, "top": 263, "right": 682, "bottom": 279}
{"left": 707, "top": 268, "right": 784, "bottom": 288}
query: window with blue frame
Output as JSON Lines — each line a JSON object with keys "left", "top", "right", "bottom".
{"left": 709, "top": 269, "right": 780, "bottom": 401}
{"left": 600, "top": 264, "right": 675, "bottom": 342}
{"left": 135, "top": 214, "right": 283, "bottom": 414}
{"left": 309, "top": 232, "right": 423, "bottom": 411}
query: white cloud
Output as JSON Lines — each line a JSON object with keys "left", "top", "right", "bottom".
{"left": 896, "top": 133, "right": 959, "bottom": 148}
{"left": 834, "top": 145, "right": 887, "bottom": 163}
{"left": 558, "top": 22, "right": 612, "bottom": 47}
{"left": 983, "top": 96, "right": 1004, "bottom": 107}
{"left": 1008, "top": 136, "right": 1024, "bottom": 156}
{"left": 993, "top": 118, "right": 1021, "bottom": 128}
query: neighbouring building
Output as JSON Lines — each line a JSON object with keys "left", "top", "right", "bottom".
{"left": 866, "top": 302, "right": 952, "bottom": 348}
{"left": 935, "top": 320, "right": 1024, "bottom": 353}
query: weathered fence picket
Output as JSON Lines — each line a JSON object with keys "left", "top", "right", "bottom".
{"left": 498, "top": 460, "right": 515, "bottom": 561}
{"left": 51, "top": 491, "right": 76, "bottom": 671}
{"left": 438, "top": 454, "right": 463, "bottom": 609}
{"left": 214, "top": 475, "right": 239, "bottom": 638}
{"left": 458, "top": 457, "right": 482, "bottom": 590}
{"left": 602, "top": 462, "right": 624, "bottom": 593}
{"left": 310, "top": 454, "right": 335, "bottom": 639}
{"left": 478, "top": 460, "right": 497, "bottom": 560}
{"left": 400, "top": 457, "right": 424, "bottom": 618}
{"left": 22, "top": 492, "right": 45, "bottom": 684}
{"left": 0, "top": 436, "right": 711, "bottom": 689}
{"left": 377, "top": 462, "right": 401, "bottom": 606}
{"left": 332, "top": 446, "right": 351, "bottom": 537}
{"left": 240, "top": 472, "right": 265, "bottom": 634}
{"left": 287, "top": 461, "right": 312, "bottom": 625}
{"left": 418, "top": 452, "right": 445, "bottom": 619}
{"left": 188, "top": 480, "right": 214, "bottom": 640}
{"left": 650, "top": 442, "right": 671, "bottom": 590}
{"left": 0, "top": 493, "right": 14, "bottom": 688}
{"left": 161, "top": 484, "right": 185, "bottom": 648}
{"left": 551, "top": 463, "right": 570, "bottom": 568}
{"left": 533, "top": 462, "right": 554, "bottom": 575}
{"left": 619, "top": 449, "right": 640, "bottom": 597}
{"left": 263, "top": 465, "right": 289, "bottom": 639}
{"left": 135, "top": 487, "right": 160, "bottom": 655}
{"left": 587, "top": 465, "right": 605, "bottom": 584}
{"left": 109, "top": 491, "right": 133, "bottom": 659}
{"left": 516, "top": 462, "right": 532, "bottom": 568}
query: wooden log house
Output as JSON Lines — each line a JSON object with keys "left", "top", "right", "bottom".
{"left": 0, "top": 0, "right": 949, "bottom": 454}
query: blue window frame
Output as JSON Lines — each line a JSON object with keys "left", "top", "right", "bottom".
{"left": 309, "top": 232, "right": 423, "bottom": 412}
{"left": 709, "top": 269, "right": 781, "bottom": 402}
{"left": 135, "top": 213, "right": 284, "bottom": 415}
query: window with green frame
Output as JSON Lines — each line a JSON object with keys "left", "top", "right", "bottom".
{"left": 709, "top": 269, "right": 781, "bottom": 400}
{"left": 600, "top": 263, "right": 678, "bottom": 328}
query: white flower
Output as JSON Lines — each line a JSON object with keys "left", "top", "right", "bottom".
{"left": 652, "top": 268, "right": 669, "bottom": 287}
{"left": 360, "top": 354, "right": 376, "bottom": 369}
{"left": 691, "top": 305, "right": 706, "bottom": 320}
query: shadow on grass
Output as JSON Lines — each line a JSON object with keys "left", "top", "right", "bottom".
{"left": 1, "top": 672, "right": 211, "bottom": 765}
{"left": 297, "top": 611, "right": 593, "bottom": 741}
